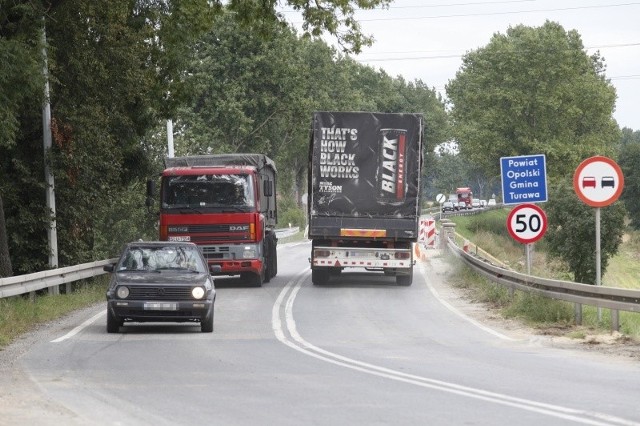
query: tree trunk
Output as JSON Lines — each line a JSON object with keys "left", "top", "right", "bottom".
{"left": 0, "top": 194, "right": 13, "bottom": 277}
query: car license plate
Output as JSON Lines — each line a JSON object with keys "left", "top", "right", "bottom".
{"left": 169, "top": 236, "right": 190, "bottom": 242}
{"left": 144, "top": 302, "right": 177, "bottom": 311}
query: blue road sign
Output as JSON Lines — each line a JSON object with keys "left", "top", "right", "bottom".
{"left": 500, "top": 154, "right": 547, "bottom": 205}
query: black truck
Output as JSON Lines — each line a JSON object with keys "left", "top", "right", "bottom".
{"left": 307, "top": 111, "right": 423, "bottom": 285}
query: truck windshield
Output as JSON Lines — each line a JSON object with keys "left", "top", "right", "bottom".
{"left": 161, "top": 174, "right": 255, "bottom": 210}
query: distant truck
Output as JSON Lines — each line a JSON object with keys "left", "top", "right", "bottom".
{"left": 307, "top": 111, "right": 423, "bottom": 286}
{"left": 456, "top": 187, "right": 473, "bottom": 209}
{"left": 153, "top": 154, "right": 278, "bottom": 287}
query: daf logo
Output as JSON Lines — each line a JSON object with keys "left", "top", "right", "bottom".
{"left": 230, "top": 225, "right": 249, "bottom": 231}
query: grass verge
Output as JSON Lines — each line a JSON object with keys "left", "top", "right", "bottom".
{"left": 0, "top": 276, "right": 108, "bottom": 349}
{"left": 446, "top": 209, "right": 640, "bottom": 339}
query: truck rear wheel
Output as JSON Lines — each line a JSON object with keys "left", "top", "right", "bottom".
{"left": 396, "top": 267, "right": 413, "bottom": 286}
{"left": 312, "top": 269, "right": 330, "bottom": 285}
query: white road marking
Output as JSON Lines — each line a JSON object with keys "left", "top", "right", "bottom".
{"left": 418, "top": 262, "right": 517, "bottom": 341}
{"left": 50, "top": 310, "right": 105, "bottom": 343}
{"left": 272, "top": 269, "right": 637, "bottom": 426}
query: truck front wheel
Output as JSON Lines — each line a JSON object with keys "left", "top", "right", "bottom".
{"left": 312, "top": 269, "right": 330, "bottom": 285}
{"left": 241, "top": 272, "right": 263, "bottom": 287}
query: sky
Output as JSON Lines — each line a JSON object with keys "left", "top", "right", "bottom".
{"left": 284, "top": 0, "right": 640, "bottom": 130}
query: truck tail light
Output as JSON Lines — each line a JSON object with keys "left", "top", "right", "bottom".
{"left": 314, "top": 249, "right": 331, "bottom": 258}
{"left": 395, "top": 251, "right": 411, "bottom": 260}
{"left": 160, "top": 225, "right": 168, "bottom": 240}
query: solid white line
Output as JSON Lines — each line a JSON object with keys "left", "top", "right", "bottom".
{"left": 50, "top": 310, "right": 105, "bottom": 343}
{"left": 418, "top": 262, "right": 517, "bottom": 341}
{"left": 272, "top": 269, "right": 637, "bottom": 426}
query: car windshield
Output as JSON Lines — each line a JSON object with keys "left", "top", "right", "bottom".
{"left": 117, "top": 245, "right": 207, "bottom": 273}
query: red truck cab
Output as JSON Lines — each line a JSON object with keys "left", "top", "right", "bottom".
{"left": 157, "top": 154, "right": 278, "bottom": 287}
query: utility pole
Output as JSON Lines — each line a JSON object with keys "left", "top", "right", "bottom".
{"left": 167, "top": 119, "right": 174, "bottom": 158}
{"left": 42, "top": 23, "right": 59, "bottom": 294}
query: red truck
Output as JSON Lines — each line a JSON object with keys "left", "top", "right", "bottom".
{"left": 456, "top": 187, "right": 473, "bottom": 209}
{"left": 154, "top": 154, "right": 277, "bottom": 286}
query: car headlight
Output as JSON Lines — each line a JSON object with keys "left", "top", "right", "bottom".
{"left": 116, "top": 286, "right": 130, "bottom": 299}
{"left": 192, "top": 286, "right": 205, "bottom": 299}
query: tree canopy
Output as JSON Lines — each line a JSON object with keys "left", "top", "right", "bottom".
{"left": 446, "top": 21, "right": 619, "bottom": 182}
{"left": 618, "top": 128, "right": 640, "bottom": 229}
{"left": 0, "top": 0, "right": 447, "bottom": 274}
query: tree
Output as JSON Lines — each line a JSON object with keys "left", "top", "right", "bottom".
{"left": 429, "top": 152, "right": 470, "bottom": 199}
{"left": 446, "top": 21, "right": 619, "bottom": 182}
{"left": 545, "top": 181, "right": 625, "bottom": 284}
{"left": 618, "top": 131, "right": 640, "bottom": 229}
{"left": 0, "top": 0, "right": 416, "bottom": 272}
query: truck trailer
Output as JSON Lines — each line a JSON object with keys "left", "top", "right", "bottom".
{"left": 155, "top": 154, "right": 277, "bottom": 287}
{"left": 307, "top": 111, "right": 423, "bottom": 286}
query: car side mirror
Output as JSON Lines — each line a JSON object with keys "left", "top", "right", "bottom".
{"left": 209, "top": 264, "right": 221, "bottom": 274}
{"left": 103, "top": 264, "right": 115, "bottom": 273}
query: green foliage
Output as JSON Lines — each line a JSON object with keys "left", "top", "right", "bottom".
{"left": 283, "top": 0, "right": 391, "bottom": 53}
{"left": 0, "top": 0, "right": 45, "bottom": 149}
{"left": 618, "top": 130, "right": 640, "bottom": 229}
{"left": 0, "top": 0, "right": 448, "bottom": 275}
{"left": 467, "top": 212, "right": 511, "bottom": 237}
{"left": 503, "top": 293, "right": 574, "bottom": 324}
{"left": 277, "top": 195, "right": 306, "bottom": 228}
{"left": 278, "top": 207, "right": 306, "bottom": 230}
{"left": 545, "top": 181, "right": 625, "bottom": 284}
{"left": 446, "top": 21, "right": 619, "bottom": 183}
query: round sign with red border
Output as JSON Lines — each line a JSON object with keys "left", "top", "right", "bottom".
{"left": 573, "top": 156, "right": 624, "bottom": 207}
{"left": 507, "top": 203, "right": 548, "bottom": 244}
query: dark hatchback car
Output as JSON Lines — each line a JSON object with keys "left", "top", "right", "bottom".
{"left": 104, "top": 241, "right": 216, "bottom": 333}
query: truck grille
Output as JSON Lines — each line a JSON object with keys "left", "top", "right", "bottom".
{"left": 167, "top": 224, "right": 251, "bottom": 242}
{"left": 201, "top": 246, "right": 230, "bottom": 260}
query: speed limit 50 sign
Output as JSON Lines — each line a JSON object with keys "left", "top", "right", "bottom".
{"left": 507, "top": 204, "right": 548, "bottom": 244}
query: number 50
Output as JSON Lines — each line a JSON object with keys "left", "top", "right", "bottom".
{"left": 515, "top": 213, "right": 541, "bottom": 233}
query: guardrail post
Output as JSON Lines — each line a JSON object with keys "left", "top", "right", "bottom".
{"left": 574, "top": 303, "right": 582, "bottom": 325}
{"left": 611, "top": 310, "right": 620, "bottom": 332}
{"left": 440, "top": 221, "right": 456, "bottom": 249}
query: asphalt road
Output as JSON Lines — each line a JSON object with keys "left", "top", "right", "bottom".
{"left": 1, "top": 241, "right": 640, "bottom": 425}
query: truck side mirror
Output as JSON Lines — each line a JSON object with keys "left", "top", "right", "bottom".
{"left": 263, "top": 180, "right": 273, "bottom": 197}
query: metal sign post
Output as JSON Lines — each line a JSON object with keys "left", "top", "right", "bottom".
{"left": 506, "top": 203, "right": 548, "bottom": 274}
{"left": 573, "top": 156, "right": 624, "bottom": 323}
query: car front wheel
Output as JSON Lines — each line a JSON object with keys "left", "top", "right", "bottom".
{"left": 201, "top": 308, "right": 214, "bottom": 333}
{"left": 106, "top": 308, "right": 122, "bottom": 333}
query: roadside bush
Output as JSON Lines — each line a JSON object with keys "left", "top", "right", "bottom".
{"left": 467, "top": 212, "right": 509, "bottom": 237}
{"left": 278, "top": 207, "right": 305, "bottom": 229}
{"left": 277, "top": 194, "right": 305, "bottom": 228}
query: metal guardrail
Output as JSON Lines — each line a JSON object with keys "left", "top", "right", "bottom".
{"left": 442, "top": 224, "right": 640, "bottom": 331}
{"left": 0, "top": 227, "right": 303, "bottom": 299}
{"left": 0, "top": 259, "right": 117, "bottom": 299}
{"left": 275, "top": 226, "right": 300, "bottom": 239}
